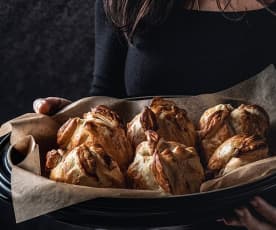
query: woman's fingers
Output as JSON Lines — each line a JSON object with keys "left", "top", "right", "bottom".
{"left": 234, "top": 207, "right": 274, "bottom": 230}
{"left": 33, "top": 97, "right": 71, "bottom": 115}
{"left": 223, "top": 216, "right": 243, "bottom": 226}
{"left": 250, "top": 196, "right": 276, "bottom": 225}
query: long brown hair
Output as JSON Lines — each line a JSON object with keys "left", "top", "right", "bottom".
{"left": 103, "top": 0, "right": 275, "bottom": 42}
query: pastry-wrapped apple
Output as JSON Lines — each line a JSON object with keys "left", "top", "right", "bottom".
{"left": 46, "top": 144, "right": 125, "bottom": 188}
{"left": 198, "top": 104, "right": 235, "bottom": 163}
{"left": 199, "top": 103, "right": 270, "bottom": 163}
{"left": 127, "top": 97, "right": 196, "bottom": 149}
{"left": 208, "top": 134, "right": 269, "bottom": 177}
{"left": 127, "top": 131, "right": 204, "bottom": 195}
{"left": 56, "top": 105, "right": 133, "bottom": 171}
{"left": 230, "top": 104, "right": 269, "bottom": 136}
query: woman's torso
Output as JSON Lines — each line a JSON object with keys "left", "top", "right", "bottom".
{"left": 124, "top": 1, "right": 276, "bottom": 97}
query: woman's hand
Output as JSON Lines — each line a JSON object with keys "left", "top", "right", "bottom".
{"left": 33, "top": 97, "right": 71, "bottom": 115}
{"left": 224, "top": 196, "right": 276, "bottom": 230}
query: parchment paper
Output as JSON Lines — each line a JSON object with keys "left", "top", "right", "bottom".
{"left": 1, "top": 64, "right": 276, "bottom": 223}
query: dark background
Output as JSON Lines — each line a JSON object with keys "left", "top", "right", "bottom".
{"left": 0, "top": 0, "right": 95, "bottom": 229}
{"left": 0, "top": 0, "right": 95, "bottom": 124}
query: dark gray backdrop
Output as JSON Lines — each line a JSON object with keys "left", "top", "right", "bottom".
{"left": 0, "top": 0, "right": 95, "bottom": 124}
{"left": 0, "top": 0, "right": 95, "bottom": 229}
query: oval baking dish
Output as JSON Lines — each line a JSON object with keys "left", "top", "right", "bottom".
{"left": 1, "top": 133, "right": 276, "bottom": 229}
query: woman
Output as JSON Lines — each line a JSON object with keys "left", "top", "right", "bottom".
{"left": 33, "top": 0, "right": 276, "bottom": 229}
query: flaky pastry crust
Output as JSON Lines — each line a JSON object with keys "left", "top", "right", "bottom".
{"left": 199, "top": 104, "right": 269, "bottom": 163}
{"left": 46, "top": 144, "right": 125, "bottom": 188}
{"left": 127, "top": 97, "right": 197, "bottom": 149}
{"left": 57, "top": 105, "right": 133, "bottom": 171}
{"left": 127, "top": 131, "right": 204, "bottom": 195}
{"left": 208, "top": 134, "right": 269, "bottom": 176}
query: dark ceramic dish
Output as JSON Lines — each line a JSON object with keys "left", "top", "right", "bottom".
{"left": 1, "top": 133, "right": 276, "bottom": 228}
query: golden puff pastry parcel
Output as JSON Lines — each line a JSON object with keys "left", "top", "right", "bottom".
{"left": 208, "top": 134, "right": 269, "bottom": 177}
{"left": 198, "top": 104, "right": 235, "bottom": 163}
{"left": 127, "top": 131, "right": 205, "bottom": 195}
{"left": 230, "top": 104, "right": 269, "bottom": 136}
{"left": 199, "top": 103, "right": 269, "bottom": 163}
{"left": 46, "top": 144, "right": 125, "bottom": 188}
{"left": 56, "top": 105, "right": 133, "bottom": 171}
{"left": 127, "top": 97, "right": 197, "bottom": 149}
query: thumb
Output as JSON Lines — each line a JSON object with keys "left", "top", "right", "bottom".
{"left": 33, "top": 97, "right": 72, "bottom": 115}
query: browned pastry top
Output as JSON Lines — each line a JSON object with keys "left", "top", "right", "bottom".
{"left": 84, "top": 105, "right": 124, "bottom": 129}
{"left": 199, "top": 104, "right": 234, "bottom": 139}
{"left": 127, "top": 97, "right": 197, "bottom": 149}
{"left": 127, "top": 106, "right": 158, "bottom": 149}
{"left": 230, "top": 104, "right": 270, "bottom": 137}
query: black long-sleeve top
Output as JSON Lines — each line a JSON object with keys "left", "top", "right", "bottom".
{"left": 91, "top": 0, "right": 276, "bottom": 98}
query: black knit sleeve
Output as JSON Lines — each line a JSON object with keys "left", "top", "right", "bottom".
{"left": 90, "top": 0, "right": 128, "bottom": 98}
